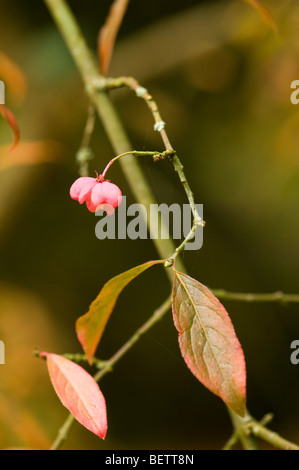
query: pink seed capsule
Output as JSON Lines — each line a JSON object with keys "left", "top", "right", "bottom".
{"left": 70, "top": 176, "right": 122, "bottom": 215}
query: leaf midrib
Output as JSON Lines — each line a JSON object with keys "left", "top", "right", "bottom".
{"left": 176, "top": 272, "right": 230, "bottom": 390}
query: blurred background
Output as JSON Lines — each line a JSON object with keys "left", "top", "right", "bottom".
{"left": 0, "top": 0, "right": 299, "bottom": 450}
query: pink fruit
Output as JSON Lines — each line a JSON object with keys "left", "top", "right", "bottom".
{"left": 70, "top": 176, "right": 122, "bottom": 215}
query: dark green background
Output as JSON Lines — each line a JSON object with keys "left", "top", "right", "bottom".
{"left": 0, "top": 0, "right": 298, "bottom": 450}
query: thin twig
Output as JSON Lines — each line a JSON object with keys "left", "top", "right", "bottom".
{"left": 103, "top": 76, "right": 203, "bottom": 220}
{"left": 222, "top": 430, "right": 239, "bottom": 450}
{"left": 212, "top": 289, "right": 299, "bottom": 303}
{"left": 76, "top": 104, "right": 96, "bottom": 176}
{"left": 224, "top": 409, "right": 299, "bottom": 451}
{"left": 226, "top": 408, "right": 260, "bottom": 450}
{"left": 101, "top": 149, "right": 174, "bottom": 178}
{"left": 62, "top": 353, "right": 107, "bottom": 370}
{"left": 80, "top": 104, "right": 96, "bottom": 149}
{"left": 249, "top": 421, "right": 299, "bottom": 450}
{"left": 97, "top": 75, "right": 205, "bottom": 265}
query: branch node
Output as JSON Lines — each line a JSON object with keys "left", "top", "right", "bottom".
{"left": 154, "top": 121, "right": 166, "bottom": 132}
{"left": 196, "top": 218, "right": 205, "bottom": 227}
{"left": 164, "top": 259, "right": 174, "bottom": 268}
{"left": 86, "top": 77, "right": 106, "bottom": 94}
{"left": 135, "top": 86, "right": 148, "bottom": 98}
{"left": 76, "top": 147, "right": 94, "bottom": 164}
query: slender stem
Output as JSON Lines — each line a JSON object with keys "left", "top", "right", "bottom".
{"left": 93, "top": 294, "right": 172, "bottom": 382}
{"left": 50, "top": 414, "right": 75, "bottom": 451}
{"left": 165, "top": 221, "right": 198, "bottom": 267}
{"left": 81, "top": 105, "right": 96, "bottom": 149}
{"left": 212, "top": 290, "right": 299, "bottom": 303}
{"left": 224, "top": 409, "right": 299, "bottom": 451}
{"left": 101, "top": 76, "right": 204, "bottom": 231}
{"left": 226, "top": 408, "right": 260, "bottom": 450}
{"left": 62, "top": 353, "right": 107, "bottom": 370}
{"left": 76, "top": 105, "right": 96, "bottom": 176}
{"left": 101, "top": 149, "right": 172, "bottom": 178}
{"left": 247, "top": 416, "right": 299, "bottom": 450}
{"left": 104, "top": 76, "right": 173, "bottom": 150}
{"left": 222, "top": 430, "right": 239, "bottom": 450}
{"left": 100, "top": 144, "right": 203, "bottom": 266}
{"left": 50, "top": 295, "right": 172, "bottom": 450}
{"left": 171, "top": 154, "right": 202, "bottom": 226}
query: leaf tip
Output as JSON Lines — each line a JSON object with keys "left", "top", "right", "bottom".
{"left": 0, "top": 103, "right": 20, "bottom": 152}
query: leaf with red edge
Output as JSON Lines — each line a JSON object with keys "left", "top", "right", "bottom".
{"left": 42, "top": 352, "right": 107, "bottom": 439}
{"left": 243, "top": 0, "right": 277, "bottom": 32}
{"left": 98, "top": 0, "right": 130, "bottom": 75}
{"left": 0, "top": 104, "right": 20, "bottom": 151}
{"left": 172, "top": 271, "right": 246, "bottom": 417}
{"left": 76, "top": 260, "right": 165, "bottom": 364}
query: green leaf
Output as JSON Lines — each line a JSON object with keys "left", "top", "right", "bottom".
{"left": 76, "top": 260, "right": 165, "bottom": 363}
{"left": 172, "top": 271, "right": 246, "bottom": 416}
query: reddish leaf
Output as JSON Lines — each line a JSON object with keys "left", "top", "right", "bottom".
{"left": 0, "top": 104, "right": 20, "bottom": 151}
{"left": 98, "top": 0, "right": 130, "bottom": 75}
{"left": 42, "top": 352, "right": 107, "bottom": 439}
{"left": 243, "top": 0, "right": 277, "bottom": 32}
{"left": 76, "top": 260, "right": 165, "bottom": 363}
{"left": 172, "top": 271, "right": 246, "bottom": 417}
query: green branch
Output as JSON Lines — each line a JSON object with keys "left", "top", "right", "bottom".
{"left": 76, "top": 105, "right": 96, "bottom": 176}
{"left": 213, "top": 289, "right": 299, "bottom": 304}
{"left": 247, "top": 414, "right": 299, "bottom": 450}
{"left": 224, "top": 410, "right": 299, "bottom": 451}
{"left": 226, "top": 408, "right": 260, "bottom": 450}
{"left": 101, "top": 149, "right": 175, "bottom": 178}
